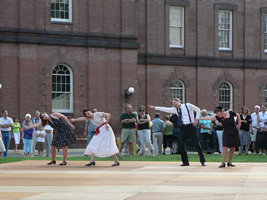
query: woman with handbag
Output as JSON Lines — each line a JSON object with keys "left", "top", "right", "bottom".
{"left": 136, "top": 105, "right": 154, "bottom": 156}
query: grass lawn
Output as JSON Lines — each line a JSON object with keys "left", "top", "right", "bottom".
{"left": 1, "top": 154, "right": 267, "bottom": 164}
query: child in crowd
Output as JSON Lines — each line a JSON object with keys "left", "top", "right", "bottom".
{"left": 12, "top": 118, "right": 21, "bottom": 152}
{"left": 22, "top": 120, "right": 34, "bottom": 157}
{"left": 36, "top": 127, "right": 46, "bottom": 157}
{"left": 0, "top": 129, "right": 6, "bottom": 158}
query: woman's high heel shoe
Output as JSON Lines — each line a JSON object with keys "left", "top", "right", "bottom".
{"left": 59, "top": 161, "right": 67, "bottom": 166}
{"left": 227, "top": 162, "right": 235, "bottom": 167}
{"left": 112, "top": 162, "right": 120, "bottom": 167}
{"left": 85, "top": 161, "right": 95, "bottom": 166}
{"left": 47, "top": 160, "right": 56, "bottom": 165}
{"left": 218, "top": 163, "right": 226, "bottom": 168}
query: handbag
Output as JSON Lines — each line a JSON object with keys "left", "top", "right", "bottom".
{"left": 148, "top": 121, "right": 153, "bottom": 128}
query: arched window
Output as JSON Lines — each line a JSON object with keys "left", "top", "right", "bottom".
{"left": 52, "top": 64, "right": 73, "bottom": 113}
{"left": 170, "top": 80, "right": 185, "bottom": 103}
{"left": 219, "top": 81, "right": 233, "bottom": 110}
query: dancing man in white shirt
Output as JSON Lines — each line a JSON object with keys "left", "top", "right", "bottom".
{"left": 148, "top": 98, "right": 206, "bottom": 166}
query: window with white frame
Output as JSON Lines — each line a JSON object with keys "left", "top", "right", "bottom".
{"left": 169, "top": 7, "right": 184, "bottom": 48}
{"left": 219, "top": 81, "right": 233, "bottom": 110}
{"left": 52, "top": 64, "right": 73, "bottom": 113}
{"left": 264, "top": 15, "right": 267, "bottom": 52}
{"left": 170, "top": 80, "right": 185, "bottom": 103}
{"left": 51, "top": 0, "right": 72, "bottom": 22}
{"left": 218, "top": 10, "right": 232, "bottom": 50}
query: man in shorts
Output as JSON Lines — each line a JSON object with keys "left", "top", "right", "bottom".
{"left": 119, "top": 104, "right": 137, "bottom": 156}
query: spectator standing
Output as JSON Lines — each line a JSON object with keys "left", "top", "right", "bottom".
{"left": 84, "top": 108, "right": 97, "bottom": 146}
{"left": 215, "top": 120, "right": 224, "bottom": 154}
{"left": 22, "top": 114, "right": 31, "bottom": 127}
{"left": 12, "top": 118, "right": 21, "bottom": 152}
{"left": 136, "top": 105, "right": 154, "bottom": 156}
{"left": 251, "top": 105, "right": 260, "bottom": 154}
{"left": 239, "top": 106, "right": 252, "bottom": 155}
{"left": 169, "top": 113, "right": 182, "bottom": 154}
{"left": 36, "top": 127, "right": 46, "bottom": 157}
{"left": 151, "top": 113, "right": 165, "bottom": 156}
{"left": 22, "top": 120, "right": 34, "bottom": 157}
{"left": 257, "top": 104, "right": 267, "bottom": 155}
{"left": 32, "top": 111, "right": 41, "bottom": 156}
{"left": 0, "top": 109, "right": 13, "bottom": 157}
{"left": 0, "top": 129, "right": 6, "bottom": 158}
{"left": 119, "top": 104, "right": 137, "bottom": 156}
{"left": 199, "top": 109, "right": 214, "bottom": 154}
{"left": 163, "top": 115, "right": 173, "bottom": 155}
{"left": 44, "top": 124, "right": 53, "bottom": 157}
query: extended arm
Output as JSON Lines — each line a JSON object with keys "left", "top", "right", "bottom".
{"left": 236, "top": 113, "right": 241, "bottom": 130}
{"left": 147, "top": 105, "right": 177, "bottom": 114}
{"left": 52, "top": 113, "right": 75, "bottom": 130}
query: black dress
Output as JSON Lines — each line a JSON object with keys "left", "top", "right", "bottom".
{"left": 49, "top": 116, "right": 77, "bottom": 148}
{"left": 216, "top": 111, "right": 240, "bottom": 148}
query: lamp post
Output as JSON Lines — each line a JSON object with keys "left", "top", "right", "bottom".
{"left": 125, "top": 87, "right": 135, "bottom": 98}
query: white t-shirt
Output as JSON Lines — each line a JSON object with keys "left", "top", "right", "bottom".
{"left": 0, "top": 117, "right": 13, "bottom": 132}
{"left": 36, "top": 130, "right": 46, "bottom": 142}
{"left": 259, "top": 111, "right": 267, "bottom": 129}
{"left": 251, "top": 112, "right": 259, "bottom": 128}
{"left": 44, "top": 125, "right": 53, "bottom": 134}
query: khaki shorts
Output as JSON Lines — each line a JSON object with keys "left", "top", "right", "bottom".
{"left": 121, "top": 128, "right": 136, "bottom": 143}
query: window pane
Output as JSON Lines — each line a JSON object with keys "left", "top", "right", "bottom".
{"left": 169, "top": 7, "right": 183, "bottom": 47}
{"left": 219, "top": 81, "right": 232, "bottom": 110}
{"left": 170, "top": 80, "right": 185, "bottom": 103}
{"left": 218, "top": 10, "right": 232, "bottom": 49}
{"left": 51, "top": 0, "right": 71, "bottom": 21}
{"left": 52, "top": 64, "right": 72, "bottom": 112}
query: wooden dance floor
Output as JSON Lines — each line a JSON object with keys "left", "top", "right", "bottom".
{"left": 0, "top": 161, "right": 267, "bottom": 200}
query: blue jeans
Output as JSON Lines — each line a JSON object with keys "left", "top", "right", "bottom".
{"left": 2, "top": 132, "right": 11, "bottom": 157}
{"left": 87, "top": 132, "right": 95, "bottom": 146}
{"left": 23, "top": 139, "right": 33, "bottom": 154}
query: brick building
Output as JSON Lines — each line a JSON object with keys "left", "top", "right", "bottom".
{"left": 0, "top": 0, "right": 267, "bottom": 138}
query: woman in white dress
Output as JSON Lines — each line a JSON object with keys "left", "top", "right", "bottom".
{"left": 71, "top": 108, "right": 120, "bottom": 167}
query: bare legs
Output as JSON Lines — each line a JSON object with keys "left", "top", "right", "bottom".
{"left": 119, "top": 142, "right": 132, "bottom": 156}
{"left": 51, "top": 145, "right": 56, "bottom": 161}
{"left": 219, "top": 147, "right": 236, "bottom": 167}
{"left": 62, "top": 146, "right": 68, "bottom": 162}
{"left": 49, "top": 145, "right": 68, "bottom": 165}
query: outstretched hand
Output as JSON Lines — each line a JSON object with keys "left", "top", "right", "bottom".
{"left": 147, "top": 105, "right": 155, "bottom": 109}
{"left": 105, "top": 124, "right": 110, "bottom": 131}
{"left": 70, "top": 124, "right": 75, "bottom": 130}
{"left": 70, "top": 118, "right": 75, "bottom": 123}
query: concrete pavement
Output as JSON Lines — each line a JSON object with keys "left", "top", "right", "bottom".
{"left": 0, "top": 160, "right": 267, "bottom": 200}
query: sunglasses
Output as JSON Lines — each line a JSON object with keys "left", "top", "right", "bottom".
{"left": 139, "top": 109, "right": 145, "bottom": 111}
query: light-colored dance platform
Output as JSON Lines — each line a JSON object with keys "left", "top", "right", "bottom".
{"left": 0, "top": 161, "right": 267, "bottom": 200}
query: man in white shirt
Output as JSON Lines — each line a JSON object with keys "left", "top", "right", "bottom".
{"left": 251, "top": 105, "right": 260, "bottom": 154}
{"left": 0, "top": 109, "right": 13, "bottom": 157}
{"left": 148, "top": 98, "right": 206, "bottom": 166}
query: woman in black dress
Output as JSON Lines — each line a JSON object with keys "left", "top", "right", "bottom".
{"left": 24, "top": 112, "right": 76, "bottom": 166}
{"left": 197, "top": 107, "right": 241, "bottom": 168}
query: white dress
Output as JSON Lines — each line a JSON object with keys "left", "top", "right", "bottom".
{"left": 84, "top": 112, "right": 119, "bottom": 157}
